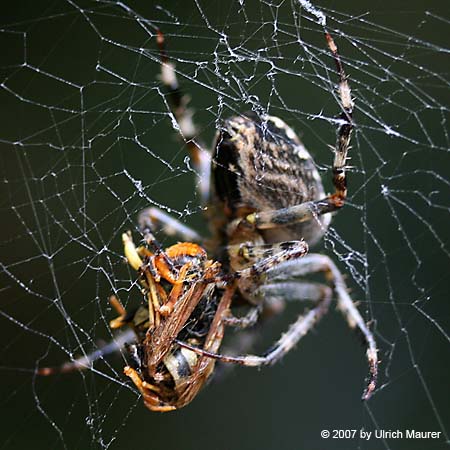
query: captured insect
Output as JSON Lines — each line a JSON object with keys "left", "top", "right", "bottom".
{"left": 39, "top": 226, "right": 231, "bottom": 411}
{"left": 111, "top": 230, "right": 227, "bottom": 412}
{"left": 38, "top": 28, "right": 378, "bottom": 411}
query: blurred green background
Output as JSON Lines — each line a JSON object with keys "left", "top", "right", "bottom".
{"left": 1, "top": 1, "right": 449, "bottom": 449}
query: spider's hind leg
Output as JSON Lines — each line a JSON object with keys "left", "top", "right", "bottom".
{"left": 156, "top": 30, "right": 211, "bottom": 202}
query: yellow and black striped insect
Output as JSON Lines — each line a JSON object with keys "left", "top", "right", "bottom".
{"left": 110, "top": 233, "right": 227, "bottom": 412}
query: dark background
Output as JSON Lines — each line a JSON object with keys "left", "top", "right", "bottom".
{"left": 1, "top": 1, "right": 449, "bottom": 449}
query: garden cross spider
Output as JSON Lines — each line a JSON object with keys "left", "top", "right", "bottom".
{"left": 39, "top": 29, "right": 378, "bottom": 411}
{"left": 133, "top": 29, "right": 378, "bottom": 402}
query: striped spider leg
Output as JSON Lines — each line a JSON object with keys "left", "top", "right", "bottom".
{"left": 156, "top": 29, "right": 211, "bottom": 203}
{"left": 178, "top": 250, "right": 377, "bottom": 401}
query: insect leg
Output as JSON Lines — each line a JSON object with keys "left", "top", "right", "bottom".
{"left": 123, "top": 366, "right": 176, "bottom": 412}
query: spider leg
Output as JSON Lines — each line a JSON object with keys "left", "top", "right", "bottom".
{"left": 156, "top": 30, "right": 211, "bottom": 202}
{"left": 138, "top": 206, "right": 201, "bottom": 242}
{"left": 258, "top": 281, "right": 332, "bottom": 304}
{"left": 232, "top": 281, "right": 331, "bottom": 327}
{"left": 221, "top": 278, "right": 323, "bottom": 335}
{"left": 176, "top": 280, "right": 332, "bottom": 366}
{"left": 229, "top": 241, "right": 310, "bottom": 308}
{"left": 236, "top": 32, "right": 353, "bottom": 231}
{"left": 221, "top": 276, "right": 326, "bottom": 330}
{"left": 222, "top": 240, "right": 309, "bottom": 299}
{"left": 229, "top": 240, "right": 309, "bottom": 276}
{"left": 324, "top": 31, "right": 353, "bottom": 206}
{"left": 266, "top": 253, "right": 378, "bottom": 400}
{"left": 223, "top": 305, "right": 261, "bottom": 329}
{"left": 37, "top": 328, "right": 136, "bottom": 375}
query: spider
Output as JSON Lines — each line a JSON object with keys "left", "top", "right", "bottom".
{"left": 129, "top": 29, "right": 378, "bottom": 402}
{"left": 38, "top": 29, "right": 378, "bottom": 411}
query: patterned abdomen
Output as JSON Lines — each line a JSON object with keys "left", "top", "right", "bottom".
{"left": 212, "top": 113, "right": 330, "bottom": 245}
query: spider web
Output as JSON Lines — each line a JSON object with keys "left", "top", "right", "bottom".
{"left": 1, "top": 1, "right": 449, "bottom": 449}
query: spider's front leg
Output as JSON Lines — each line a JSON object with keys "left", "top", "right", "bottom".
{"left": 236, "top": 32, "right": 353, "bottom": 232}
{"left": 219, "top": 240, "right": 310, "bottom": 328}
{"left": 177, "top": 277, "right": 332, "bottom": 372}
{"left": 265, "top": 253, "right": 378, "bottom": 400}
{"left": 179, "top": 241, "right": 331, "bottom": 368}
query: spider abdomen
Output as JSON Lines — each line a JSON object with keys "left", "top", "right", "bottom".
{"left": 212, "top": 113, "right": 330, "bottom": 245}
